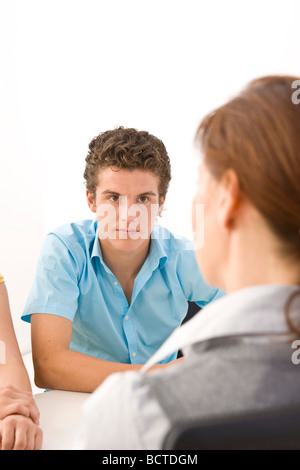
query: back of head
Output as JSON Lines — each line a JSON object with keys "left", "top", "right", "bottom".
{"left": 196, "top": 76, "right": 300, "bottom": 261}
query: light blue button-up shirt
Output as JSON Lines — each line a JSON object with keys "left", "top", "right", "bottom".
{"left": 22, "top": 219, "right": 223, "bottom": 364}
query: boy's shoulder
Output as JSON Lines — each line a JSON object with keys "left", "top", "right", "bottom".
{"left": 151, "top": 224, "right": 194, "bottom": 253}
{"left": 50, "top": 219, "right": 97, "bottom": 244}
{"left": 45, "top": 219, "right": 97, "bottom": 265}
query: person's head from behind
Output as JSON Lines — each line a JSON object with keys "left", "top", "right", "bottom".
{"left": 193, "top": 75, "right": 300, "bottom": 296}
{"left": 84, "top": 127, "right": 171, "bottom": 247}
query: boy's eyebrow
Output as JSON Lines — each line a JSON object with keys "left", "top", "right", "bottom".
{"left": 101, "top": 190, "right": 157, "bottom": 197}
{"left": 100, "top": 190, "right": 121, "bottom": 195}
{"left": 137, "top": 191, "right": 157, "bottom": 197}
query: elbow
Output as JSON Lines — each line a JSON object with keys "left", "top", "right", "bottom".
{"left": 34, "top": 367, "right": 49, "bottom": 389}
{"left": 32, "top": 352, "right": 61, "bottom": 390}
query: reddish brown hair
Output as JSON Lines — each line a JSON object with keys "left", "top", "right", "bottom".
{"left": 196, "top": 75, "right": 300, "bottom": 334}
{"left": 196, "top": 75, "right": 300, "bottom": 260}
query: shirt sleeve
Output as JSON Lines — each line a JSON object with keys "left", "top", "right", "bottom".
{"left": 0, "top": 273, "right": 4, "bottom": 283}
{"left": 21, "top": 233, "right": 81, "bottom": 323}
{"left": 178, "top": 249, "right": 225, "bottom": 307}
{"left": 73, "top": 371, "right": 171, "bottom": 450}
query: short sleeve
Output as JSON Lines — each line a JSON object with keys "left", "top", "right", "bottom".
{"left": 21, "top": 233, "right": 81, "bottom": 323}
{"left": 0, "top": 273, "right": 4, "bottom": 283}
{"left": 178, "top": 249, "right": 224, "bottom": 307}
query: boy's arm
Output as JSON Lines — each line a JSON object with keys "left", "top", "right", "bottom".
{"left": 31, "top": 314, "right": 180, "bottom": 393}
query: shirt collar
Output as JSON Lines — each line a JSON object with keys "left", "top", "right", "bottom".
{"left": 91, "top": 227, "right": 104, "bottom": 262}
{"left": 142, "top": 283, "right": 300, "bottom": 372}
{"left": 91, "top": 223, "right": 168, "bottom": 269}
{"left": 149, "top": 225, "right": 168, "bottom": 269}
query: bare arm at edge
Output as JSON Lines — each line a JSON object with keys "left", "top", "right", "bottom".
{"left": 0, "top": 283, "right": 32, "bottom": 392}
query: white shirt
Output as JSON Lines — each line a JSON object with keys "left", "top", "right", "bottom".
{"left": 73, "top": 284, "right": 299, "bottom": 450}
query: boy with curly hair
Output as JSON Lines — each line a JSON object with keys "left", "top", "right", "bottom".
{"left": 22, "top": 127, "right": 221, "bottom": 392}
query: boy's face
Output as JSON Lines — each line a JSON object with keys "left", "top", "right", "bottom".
{"left": 87, "top": 167, "right": 165, "bottom": 253}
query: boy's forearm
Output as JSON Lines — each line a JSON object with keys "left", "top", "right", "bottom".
{"left": 33, "top": 348, "right": 143, "bottom": 393}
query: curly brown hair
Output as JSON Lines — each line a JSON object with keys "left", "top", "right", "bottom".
{"left": 84, "top": 127, "right": 172, "bottom": 201}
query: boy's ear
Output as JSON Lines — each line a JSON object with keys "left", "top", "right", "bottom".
{"left": 158, "top": 195, "right": 166, "bottom": 216}
{"left": 217, "top": 169, "right": 241, "bottom": 229}
{"left": 86, "top": 190, "right": 96, "bottom": 213}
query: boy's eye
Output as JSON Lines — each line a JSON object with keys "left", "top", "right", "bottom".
{"left": 109, "top": 195, "right": 119, "bottom": 202}
{"left": 138, "top": 196, "right": 149, "bottom": 203}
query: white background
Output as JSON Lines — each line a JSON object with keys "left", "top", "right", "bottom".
{"left": 0, "top": 0, "right": 299, "bottom": 371}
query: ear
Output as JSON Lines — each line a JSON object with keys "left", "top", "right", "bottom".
{"left": 158, "top": 195, "right": 166, "bottom": 216}
{"left": 86, "top": 190, "right": 97, "bottom": 213}
{"left": 217, "top": 169, "right": 242, "bottom": 229}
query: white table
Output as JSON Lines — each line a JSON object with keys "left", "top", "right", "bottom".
{"left": 34, "top": 390, "right": 90, "bottom": 450}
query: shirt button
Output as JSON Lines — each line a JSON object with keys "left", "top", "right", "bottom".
{"left": 132, "top": 352, "right": 136, "bottom": 358}
{"left": 125, "top": 315, "right": 129, "bottom": 320}
{"left": 113, "top": 281, "right": 118, "bottom": 286}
